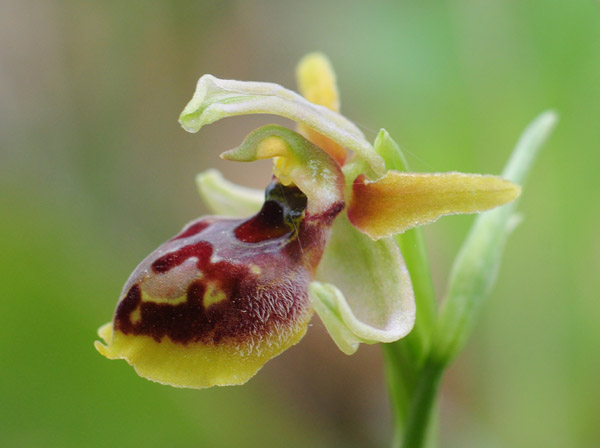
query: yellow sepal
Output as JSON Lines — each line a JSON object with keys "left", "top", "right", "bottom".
{"left": 297, "top": 52, "right": 340, "bottom": 112}
{"left": 296, "top": 52, "right": 347, "bottom": 166}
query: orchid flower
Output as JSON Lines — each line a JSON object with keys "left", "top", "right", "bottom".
{"left": 95, "top": 53, "right": 520, "bottom": 389}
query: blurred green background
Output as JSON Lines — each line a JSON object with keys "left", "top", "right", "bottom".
{"left": 1, "top": 1, "right": 599, "bottom": 447}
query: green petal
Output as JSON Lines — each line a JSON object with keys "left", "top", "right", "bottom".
{"left": 179, "top": 74, "right": 385, "bottom": 177}
{"left": 314, "top": 214, "right": 416, "bottom": 353}
{"left": 195, "top": 169, "right": 263, "bottom": 217}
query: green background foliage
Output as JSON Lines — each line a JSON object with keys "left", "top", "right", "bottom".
{"left": 1, "top": 1, "right": 598, "bottom": 446}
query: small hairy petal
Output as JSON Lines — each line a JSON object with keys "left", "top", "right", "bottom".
{"left": 348, "top": 171, "right": 521, "bottom": 239}
{"left": 296, "top": 53, "right": 340, "bottom": 112}
{"left": 296, "top": 53, "right": 347, "bottom": 166}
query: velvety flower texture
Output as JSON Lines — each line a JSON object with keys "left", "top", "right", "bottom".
{"left": 95, "top": 54, "right": 520, "bottom": 388}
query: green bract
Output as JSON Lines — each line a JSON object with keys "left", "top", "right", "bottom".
{"left": 433, "top": 111, "right": 558, "bottom": 365}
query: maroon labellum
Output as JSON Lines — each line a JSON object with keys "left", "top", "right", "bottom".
{"left": 113, "top": 180, "right": 343, "bottom": 353}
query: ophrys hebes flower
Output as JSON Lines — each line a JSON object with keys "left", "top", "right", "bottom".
{"left": 95, "top": 53, "right": 520, "bottom": 388}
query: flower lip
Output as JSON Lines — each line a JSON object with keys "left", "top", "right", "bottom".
{"left": 96, "top": 175, "right": 342, "bottom": 388}
{"left": 170, "top": 220, "right": 211, "bottom": 241}
{"left": 110, "top": 183, "right": 324, "bottom": 348}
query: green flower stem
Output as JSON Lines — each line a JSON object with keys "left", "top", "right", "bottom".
{"left": 380, "top": 113, "right": 556, "bottom": 447}
{"left": 382, "top": 344, "right": 414, "bottom": 447}
{"left": 401, "top": 361, "right": 443, "bottom": 448}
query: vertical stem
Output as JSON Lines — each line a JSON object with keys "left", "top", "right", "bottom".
{"left": 402, "top": 362, "right": 444, "bottom": 448}
{"left": 384, "top": 226, "right": 438, "bottom": 448}
{"left": 382, "top": 343, "right": 417, "bottom": 447}
{"left": 385, "top": 225, "right": 438, "bottom": 448}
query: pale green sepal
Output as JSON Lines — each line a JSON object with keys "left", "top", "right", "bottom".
{"left": 179, "top": 74, "right": 385, "bottom": 176}
{"left": 432, "top": 111, "right": 558, "bottom": 365}
{"left": 315, "top": 215, "right": 416, "bottom": 353}
{"left": 310, "top": 280, "right": 417, "bottom": 355}
{"left": 309, "top": 281, "right": 361, "bottom": 355}
{"left": 195, "top": 169, "right": 263, "bottom": 217}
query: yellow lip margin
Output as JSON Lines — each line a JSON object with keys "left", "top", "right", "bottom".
{"left": 94, "top": 311, "right": 312, "bottom": 389}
